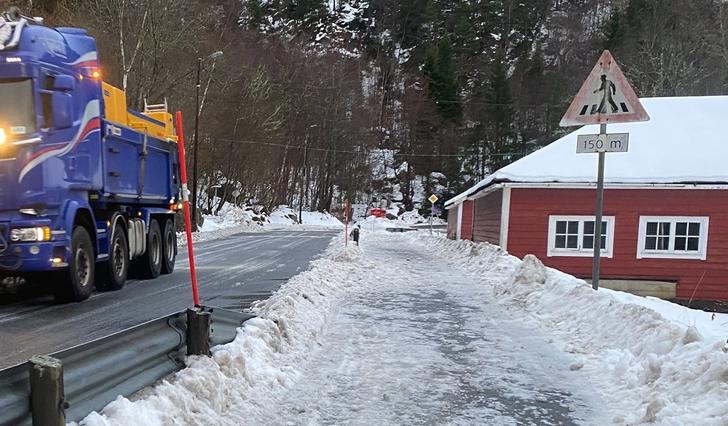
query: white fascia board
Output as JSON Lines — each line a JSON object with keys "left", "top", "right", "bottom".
{"left": 468, "top": 183, "right": 510, "bottom": 200}
{"left": 476, "top": 182, "right": 728, "bottom": 192}
{"left": 499, "top": 187, "right": 511, "bottom": 251}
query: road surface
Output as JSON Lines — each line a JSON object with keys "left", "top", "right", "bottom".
{"left": 0, "top": 230, "right": 335, "bottom": 369}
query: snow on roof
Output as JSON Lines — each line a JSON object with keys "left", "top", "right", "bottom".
{"left": 444, "top": 191, "right": 467, "bottom": 209}
{"left": 448, "top": 96, "right": 728, "bottom": 205}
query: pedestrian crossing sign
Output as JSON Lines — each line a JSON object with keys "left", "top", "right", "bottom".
{"left": 560, "top": 50, "right": 649, "bottom": 127}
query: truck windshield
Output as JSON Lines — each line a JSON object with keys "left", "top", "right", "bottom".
{"left": 0, "top": 79, "right": 36, "bottom": 136}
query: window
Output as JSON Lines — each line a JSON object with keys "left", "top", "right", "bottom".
{"left": 0, "top": 78, "right": 37, "bottom": 134}
{"left": 41, "top": 74, "right": 55, "bottom": 129}
{"left": 547, "top": 215, "right": 615, "bottom": 257}
{"left": 637, "top": 216, "right": 709, "bottom": 260}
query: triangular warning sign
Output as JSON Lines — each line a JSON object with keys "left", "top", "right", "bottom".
{"left": 560, "top": 50, "right": 649, "bottom": 127}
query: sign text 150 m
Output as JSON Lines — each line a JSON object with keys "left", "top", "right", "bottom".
{"left": 576, "top": 133, "right": 629, "bottom": 154}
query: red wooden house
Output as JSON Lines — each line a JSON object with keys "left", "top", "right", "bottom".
{"left": 446, "top": 193, "right": 474, "bottom": 240}
{"left": 446, "top": 96, "right": 728, "bottom": 301}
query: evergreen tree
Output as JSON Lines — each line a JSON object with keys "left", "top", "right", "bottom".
{"left": 423, "top": 38, "right": 462, "bottom": 122}
{"left": 484, "top": 52, "right": 517, "bottom": 172}
{"left": 245, "top": 0, "right": 266, "bottom": 27}
{"left": 604, "top": 8, "right": 625, "bottom": 49}
{"left": 286, "top": 0, "right": 325, "bottom": 21}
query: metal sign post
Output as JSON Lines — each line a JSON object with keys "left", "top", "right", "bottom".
{"left": 560, "top": 50, "right": 649, "bottom": 291}
{"left": 592, "top": 123, "right": 607, "bottom": 290}
{"left": 428, "top": 194, "right": 438, "bottom": 235}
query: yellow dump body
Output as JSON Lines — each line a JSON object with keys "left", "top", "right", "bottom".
{"left": 101, "top": 82, "right": 177, "bottom": 141}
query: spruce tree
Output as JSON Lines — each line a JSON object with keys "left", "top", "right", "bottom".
{"left": 423, "top": 38, "right": 462, "bottom": 123}
{"left": 604, "top": 8, "right": 625, "bottom": 49}
{"left": 485, "top": 52, "right": 517, "bottom": 172}
{"left": 286, "top": 0, "right": 325, "bottom": 21}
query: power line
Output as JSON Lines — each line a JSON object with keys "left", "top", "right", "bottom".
{"left": 212, "top": 137, "right": 528, "bottom": 157}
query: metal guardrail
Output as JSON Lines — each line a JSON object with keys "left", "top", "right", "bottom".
{"left": 0, "top": 362, "right": 28, "bottom": 426}
{"left": 0, "top": 306, "right": 253, "bottom": 425}
{"left": 408, "top": 223, "right": 448, "bottom": 230}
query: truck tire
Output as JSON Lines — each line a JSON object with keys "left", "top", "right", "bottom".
{"left": 54, "top": 227, "right": 94, "bottom": 302}
{"left": 96, "top": 223, "right": 129, "bottom": 291}
{"left": 135, "top": 219, "right": 162, "bottom": 279}
{"left": 161, "top": 218, "right": 176, "bottom": 274}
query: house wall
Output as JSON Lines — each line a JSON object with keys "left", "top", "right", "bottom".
{"left": 506, "top": 188, "right": 728, "bottom": 301}
{"left": 472, "top": 190, "right": 502, "bottom": 245}
{"left": 447, "top": 207, "right": 457, "bottom": 239}
{"left": 461, "top": 200, "right": 474, "bottom": 241}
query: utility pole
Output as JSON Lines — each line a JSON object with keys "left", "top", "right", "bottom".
{"left": 191, "top": 57, "right": 201, "bottom": 232}
{"left": 190, "top": 50, "right": 223, "bottom": 232}
{"left": 298, "top": 124, "right": 317, "bottom": 224}
{"left": 298, "top": 136, "right": 308, "bottom": 224}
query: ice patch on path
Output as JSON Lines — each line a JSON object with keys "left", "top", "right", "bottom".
{"left": 78, "top": 242, "right": 370, "bottom": 425}
{"left": 412, "top": 233, "right": 728, "bottom": 425}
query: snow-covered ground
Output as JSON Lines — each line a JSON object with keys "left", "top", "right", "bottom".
{"left": 356, "top": 209, "right": 446, "bottom": 232}
{"left": 179, "top": 204, "right": 343, "bottom": 246}
{"left": 267, "top": 205, "right": 343, "bottom": 230}
{"left": 79, "top": 233, "right": 728, "bottom": 425}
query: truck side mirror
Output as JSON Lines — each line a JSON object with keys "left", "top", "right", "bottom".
{"left": 52, "top": 93, "right": 74, "bottom": 129}
{"left": 53, "top": 75, "right": 75, "bottom": 91}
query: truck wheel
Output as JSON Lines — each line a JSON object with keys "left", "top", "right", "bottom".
{"left": 54, "top": 227, "right": 94, "bottom": 302}
{"left": 135, "top": 219, "right": 162, "bottom": 279}
{"left": 96, "top": 223, "right": 129, "bottom": 291}
{"left": 161, "top": 218, "right": 176, "bottom": 274}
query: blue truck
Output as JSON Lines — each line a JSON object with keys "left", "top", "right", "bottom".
{"left": 0, "top": 9, "right": 181, "bottom": 301}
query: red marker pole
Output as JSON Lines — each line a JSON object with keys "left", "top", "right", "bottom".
{"left": 344, "top": 199, "right": 349, "bottom": 246}
{"left": 175, "top": 112, "right": 201, "bottom": 306}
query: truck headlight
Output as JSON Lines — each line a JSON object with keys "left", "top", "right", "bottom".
{"left": 10, "top": 227, "right": 51, "bottom": 242}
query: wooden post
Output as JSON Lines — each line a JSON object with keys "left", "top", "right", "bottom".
{"left": 187, "top": 307, "right": 211, "bottom": 356}
{"left": 29, "top": 355, "right": 65, "bottom": 426}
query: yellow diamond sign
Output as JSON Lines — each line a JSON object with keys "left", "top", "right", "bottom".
{"left": 428, "top": 194, "right": 438, "bottom": 204}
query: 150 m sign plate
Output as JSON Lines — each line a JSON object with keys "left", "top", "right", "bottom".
{"left": 576, "top": 133, "right": 629, "bottom": 153}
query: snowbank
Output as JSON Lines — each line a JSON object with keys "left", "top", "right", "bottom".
{"left": 413, "top": 234, "right": 728, "bottom": 425}
{"left": 356, "top": 210, "right": 445, "bottom": 233}
{"left": 178, "top": 204, "right": 342, "bottom": 247}
{"left": 178, "top": 203, "right": 264, "bottom": 246}
{"left": 78, "top": 241, "right": 370, "bottom": 425}
{"left": 267, "top": 205, "right": 343, "bottom": 229}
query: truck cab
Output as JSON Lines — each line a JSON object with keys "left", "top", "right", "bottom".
{"left": 0, "top": 10, "right": 180, "bottom": 301}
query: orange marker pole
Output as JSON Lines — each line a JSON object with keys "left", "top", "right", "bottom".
{"left": 175, "top": 112, "right": 200, "bottom": 306}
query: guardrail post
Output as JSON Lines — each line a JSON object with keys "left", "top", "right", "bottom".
{"left": 187, "top": 307, "right": 210, "bottom": 356}
{"left": 29, "top": 355, "right": 65, "bottom": 426}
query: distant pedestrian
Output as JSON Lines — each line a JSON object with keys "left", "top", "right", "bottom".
{"left": 351, "top": 225, "right": 360, "bottom": 246}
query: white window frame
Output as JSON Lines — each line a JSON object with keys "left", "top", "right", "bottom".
{"left": 547, "top": 215, "right": 615, "bottom": 258}
{"left": 637, "top": 216, "right": 709, "bottom": 260}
